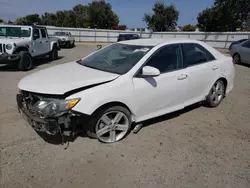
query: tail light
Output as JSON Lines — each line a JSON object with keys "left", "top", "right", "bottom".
{"left": 232, "top": 59, "right": 236, "bottom": 65}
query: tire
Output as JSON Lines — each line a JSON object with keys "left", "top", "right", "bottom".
{"left": 49, "top": 47, "right": 58, "bottom": 61}
{"left": 205, "top": 79, "right": 225, "bottom": 108}
{"left": 233, "top": 53, "right": 241, "bottom": 64}
{"left": 66, "top": 41, "right": 71, "bottom": 48}
{"left": 86, "top": 106, "right": 132, "bottom": 143}
{"left": 18, "top": 51, "right": 33, "bottom": 71}
{"left": 72, "top": 41, "right": 75, "bottom": 48}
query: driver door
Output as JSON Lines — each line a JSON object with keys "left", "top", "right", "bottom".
{"left": 132, "top": 44, "right": 188, "bottom": 122}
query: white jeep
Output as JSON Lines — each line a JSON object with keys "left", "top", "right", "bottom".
{"left": 0, "top": 24, "right": 60, "bottom": 71}
{"left": 53, "top": 31, "right": 75, "bottom": 48}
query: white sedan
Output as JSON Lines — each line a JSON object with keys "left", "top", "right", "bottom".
{"left": 17, "top": 39, "right": 235, "bottom": 143}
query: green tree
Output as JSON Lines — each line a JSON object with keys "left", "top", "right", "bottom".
{"left": 16, "top": 14, "right": 41, "bottom": 24}
{"left": 87, "top": 0, "right": 119, "bottom": 29}
{"left": 182, "top": 24, "right": 197, "bottom": 31}
{"left": 41, "top": 12, "right": 57, "bottom": 26}
{"left": 112, "top": 25, "right": 127, "bottom": 30}
{"left": 143, "top": 2, "right": 179, "bottom": 31}
{"left": 15, "top": 17, "right": 27, "bottom": 24}
{"left": 0, "top": 18, "right": 4, "bottom": 23}
{"left": 197, "top": 8, "right": 220, "bottom": 32}
{"left": 197, "top": 0, "right": 250, "bottom": 31}
{"left": 73, "top": 4, "right": 89, "bottom": 28}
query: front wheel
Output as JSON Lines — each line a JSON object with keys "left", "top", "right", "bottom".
{"left": 18, "top": 51, "right": 33, "bottom": 71}
{"left": 86, "top": 106, "right": 132, "bottom": 143}
{"left": 205, "top": 80, "right": 225, "bottom": 108}
{"left": 233, "top": 53, "right": 241, "bottom": 64}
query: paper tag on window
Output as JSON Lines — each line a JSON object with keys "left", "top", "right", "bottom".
{"left": 133, "top": 48, "right": 149, "bottom": 53}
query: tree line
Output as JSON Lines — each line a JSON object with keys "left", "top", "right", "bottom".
{"left": 0, "top": 0, "right": 249, "bottom": 32}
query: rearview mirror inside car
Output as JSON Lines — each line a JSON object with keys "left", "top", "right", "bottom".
{"left": 141, "top": 66, "right": 160, "bottom": 77}
{"left": 96, "top": 45, "right": 102, "bottom": 51}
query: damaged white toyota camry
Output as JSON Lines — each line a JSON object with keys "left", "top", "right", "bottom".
{"left": 17, "top": 39, "right": 235, "bottom": 143}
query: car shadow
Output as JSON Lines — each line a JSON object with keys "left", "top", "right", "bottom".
{"left": 36, "top": 131, "right": 88, "bottom": 147}
{"left": 238, "top": 62, "right": 250, "bottom": 68}
{"left": 133, "top": 102, "right": 202, "bottom": 130}
{"left": 0, "top": 56, "right": 63, "bottom": 72}
{"left": 36, "top": 102, "right": 202, "bottom": 147}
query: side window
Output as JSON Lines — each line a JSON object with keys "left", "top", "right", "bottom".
{"left": 145, "top": 45, "right": 182, "bottom": 73}
{"left": 40, "top": 29, "right": 47, "bottom": 38}
{"left": 33, "top": 29, "right": 40, "bottom": 40}
{"left": 242, "top": 41, "right": 250, "bottom": 48}
{"left": 182, "top": 43, "right": 215, "bottom": 67}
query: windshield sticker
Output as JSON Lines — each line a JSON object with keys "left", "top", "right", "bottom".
{"left": 21, "top": 27, "right": 30, "bottom": 31}
{"left": 133, "top": 48, "right": 150, "bottom": 53}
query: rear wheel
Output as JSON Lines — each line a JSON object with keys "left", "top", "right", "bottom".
{"left": 49, "top": 47, "right": 58, "bottom": 61}
{"left": 86, "top": 106, "right": 132, "bottom": 143}
{"left": 18, "top": 51, "right": 33, "bottom": 71}
{"left": 233, "top": 53, "right": 241, "bottom": 64}
{"left": 205, "top": 80, "right": 225, "bottom": 108}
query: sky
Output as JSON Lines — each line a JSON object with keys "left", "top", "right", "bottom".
{"left": 0, "top": 0, "right": 214, "bottom": 28}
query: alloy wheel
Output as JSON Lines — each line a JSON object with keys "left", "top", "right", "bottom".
{"left": 95, "top": 111, "right": 130, "bottom": 143}
{"left": 211, "top": 81, "right": 224, "bottom": 104}
{"left": 233, "top": 54, "right": 240, "bottom": 64}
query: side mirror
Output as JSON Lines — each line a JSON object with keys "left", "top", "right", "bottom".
{"left": 141, "top": 66, "right": 160, "bottom": 77}
{"left": 96, "top": 45, "right": 102, "bottom": 51}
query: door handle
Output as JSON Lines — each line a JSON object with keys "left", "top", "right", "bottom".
{"left": 45, "top": 41, "right": 48, "bottom": 43}
{"left": 40, "top": 41, "right": 43, "bottom": 43}
{"left": 178, "top": 74, "right": 188, "bottom": 80}
{"left": 212, "top": 65, "right": 218, "bottom": 70}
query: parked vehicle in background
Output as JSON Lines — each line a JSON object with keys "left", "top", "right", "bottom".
{"left": 229, "top": 39, "right": 250, "bottom": 64}
{"left": 117, "top": 33, "right": 140, "bottom": 42}
{"left": 17, "top": 39, "right": 234, "bottom": 143}
{"left": 0, "top": 24, "right": 60, "bottom": 71}
{"left": 229, "top": 39, "right": 248, "bottom": 51}
{"left": 53, "top": 31, "right": 75, "bottom": 48}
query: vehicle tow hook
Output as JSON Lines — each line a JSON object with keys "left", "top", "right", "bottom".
{"left": 133, "top": 123, "right": 143, "bottom": 134}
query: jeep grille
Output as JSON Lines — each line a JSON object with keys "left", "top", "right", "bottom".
{"left": 0, "top": 43, "right": 6, "bottom": 53}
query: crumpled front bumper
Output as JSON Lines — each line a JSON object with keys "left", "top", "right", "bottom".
{"left": 0, "top": 53, "right": 20, "bottom": 64}
{"left": 16, "top": 94, "right": 60, "bottom": 135}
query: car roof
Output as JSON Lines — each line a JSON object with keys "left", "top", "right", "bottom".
{"left": 0, "top": 24, "right": 47, "bottom": 29}
{"left": 118, "top": 38, "right": 201, "bottom": 46}
{"left": 0, "top": 24, "right": 32, "bottom": 28}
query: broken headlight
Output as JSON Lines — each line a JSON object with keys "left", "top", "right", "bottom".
{"left": 34, "top": 98, "right": 80, "bottom": 117}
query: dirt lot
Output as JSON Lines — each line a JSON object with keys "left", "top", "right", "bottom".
{"left": 0, "top": 45, "right": 249, "bottom": 188}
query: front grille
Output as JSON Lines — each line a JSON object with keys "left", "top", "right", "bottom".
{"left": 0, "top": 43, "right": 6, "bottom": 53}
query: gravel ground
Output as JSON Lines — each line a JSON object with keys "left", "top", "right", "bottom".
{"left": 0, "top": 45, "right": 249, "bottom": 188}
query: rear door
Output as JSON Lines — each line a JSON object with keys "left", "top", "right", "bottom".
{"left": 40, "top": 28, "right": 50, "bottom": 54}
{"left": 32, "top": 28, "right": 43, "bottom": 56}
{"left": 239, "top": 40, "right": 250, "bottom": 64}
{"left": 181, "top": 43, "right": 220, "bottom": 106}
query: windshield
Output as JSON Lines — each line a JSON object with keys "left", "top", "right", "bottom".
{"left": 54, "top": 32, "right": 66, "bottom": 36}
{"left": 78, "top": 43, "right": 153, "bottom": 74}
{"left": 0, "top": 27, "right": 31, "bottom": 37}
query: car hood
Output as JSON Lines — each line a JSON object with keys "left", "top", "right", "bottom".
{"left": 18, "top": 61, "right": 119, "bottom": 95}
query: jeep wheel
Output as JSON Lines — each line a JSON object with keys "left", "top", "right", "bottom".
{"left": 49, "top": 47, "right": 58, "bottom": 61}
{"left": 66, "top": 42, "right": 71, "bottom": 48}
{"left": 18, "top": 51, "right": 33, "bottom": 71}
{"left": 72, "top": 41, "right": 75, "bottom": 48}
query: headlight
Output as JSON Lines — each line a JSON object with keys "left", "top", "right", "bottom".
{"left": 6, "top": 44, "right": 12, "bottom": 50}
{"left": 34, "top": 98, "right": 80, "bottom": 117}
